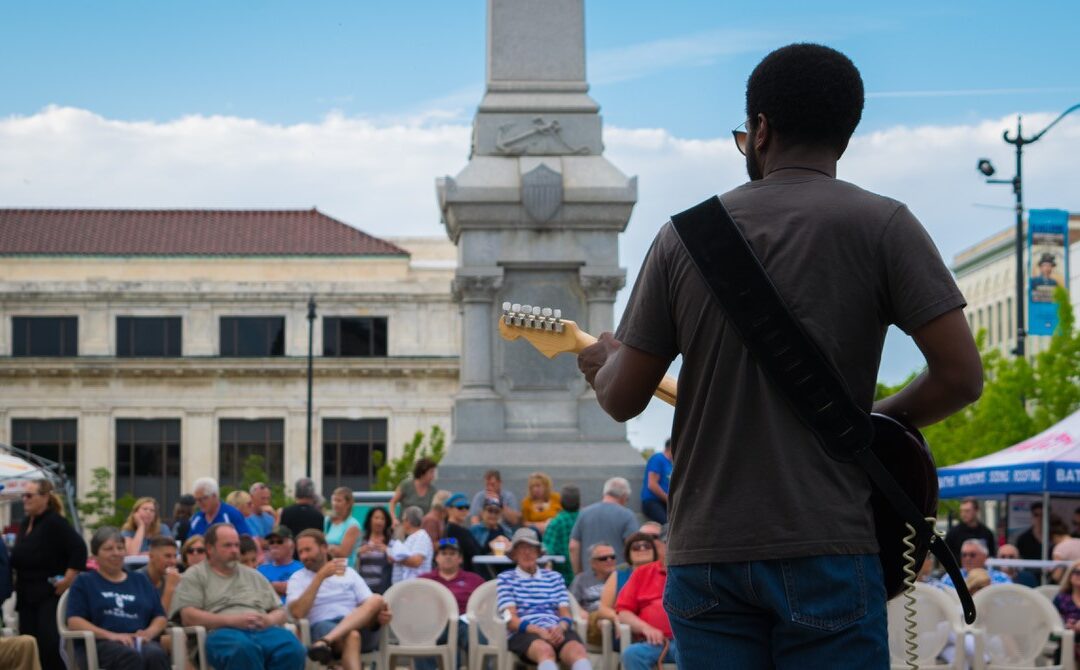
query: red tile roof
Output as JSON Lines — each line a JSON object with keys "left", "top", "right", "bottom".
{"left": 0, "top": 209, "right": 408, "bottom": 257}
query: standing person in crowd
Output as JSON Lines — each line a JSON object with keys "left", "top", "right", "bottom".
{"left": 389, "top": 506, "right": 433, "bottom": 585}
{"left": 443, "top": 492, "right": 484, "bottom": 572}
{"left": 180, "top": 536, "right": 206, "bottom": 571}
{"left": 247, "top": 483, "right": 277, "bottom": 539}
{"left": 598, "top": 533, "right": 661, "bottom": 638}
{"left": 569, "top": 478, "right": 637, "bottom": 575}
{"left": 640, "top": 440, "right": 673, "bottom": 525}
{"left": 389, "top": 458, "right": 439, "bottom": 526}
{"left": 1015, "top": 502, "right": 1045, "bottom": 561}
{"left": 417, "top": 538, "right": 486, "bottom": 670}
{"left": 356, "top": 506, "right": 393, "bottom": 594}
{"left": 66, "top": 527, "right": 170, "bottom": 670}
{"left": 122, "top": 497, "right": 173, "bottom": 555}
{"left": 280, "top": 477, "right": 324, "bottom": 540}
{"left": 545, "top": 485, "right": 581, "bottom": 586}
{"left": 469, "top": 469, "right": 521, "bottom": 527}
{"left": 325, "top": 487, "right": 362, "bottom": 569}
{"left": 172, "top": 494, "right": 196, "bottom": 544}
{"left": 570, "top": 543, "right": 617, "bottom": 647}
{"left": 616, "top": 546, "right": 675, "bottom": 670}
{"left": 522, "top": 472, "right": 562, "bottom": 537}
{"left": 11, "top": 478, "right": 87, "bottom": 670}
{"left": 189, "top": 477, "right": 252, "bottom": 538}
{"left": 138, "top": 535, "right": 182, "bottom": 612}
{"left": 422, "top": 490, "right": 451, "bottom": 545}
{"left": 258, "top": 526, "right": 303, "bottom": 601}
{"left": 945, "top": 498, "right": 997, "bottom": 560}
{"left": 288, "top": 530, "right": 391, "bottom": 670}
{"left": 170, "top": 524, "right": 306, "bottom": 670}
{"left": 577, "top": 43, "right": 983, "bottom": 667}
{"left": 497, "top": 528, "right": 592, "bottom": 670}
{"left": 941, "top": 539, "right": 1011, "bottom": 588}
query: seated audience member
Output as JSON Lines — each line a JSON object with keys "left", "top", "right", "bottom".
{"left": 225, "top": 491, "right": 255, "bottom": 526}
{"left": 180, "top": 535, "right": 206, "bottom": 571}
{"left": 598, "top": 533, "right": 661, "bottom": 631}
{"left": 280, "top": 478, "right": 325, "bottom": 540}
{"left": 356, "top": 506, "right": 393, "bottom": 594}
{"left": 170, "top": 524, "right": 305, "bottom": 670}
{"left": 545, "top": 485, "right": 581, "bottom": 586}
{"left": 469, "top": 469, "right": 522, "bottom": 527}
{"left": 1054, "top": 560, "right": 1080, "bottom": 665}
{"left": 422, "top": 490, "right": 452, "bottom": 545}
{"left": 916, "top": 555, "right": 946, "bottom": 590}
{"left": 258, "top": 526, "right": 304, "bottom": 601}
{"left": 172, "top": 494, "right": 197, "bottom": 544}
{"left": 996, "top": 543, "right": 1037, "bottom": 587}
{"left": 637, "top": 521, "right": 666, "bottom": 563}
{"left": 443, "top": 492, "right": 485, "bottom": 572}
{"left": 188, "top": 478, "right": 253, "bottom": 538}
{"left": 416, "top": 537, "right": 486, "bottom": 670}
{"left": 326, "top": 486, "right": 363, "bottom": 569}
{"left": 287, "top": 530, "right": 392, "bottom": 670}
{"left": 522, "top": 472, "right": 562, "bottom": 536}
{"left": 941, "top": 539, "right": 1011, "bottom": 588}
{"left": 497, "top": 528, "right": 592, "bottom": 670}
{"left": 616, "top": 553, "right": 675, "bottom": 670}
{"left": 239, "top": 535, "right": 260, "bottom": 569}
{"left": 1052, "top": 535, "right": 1080, "bottom": 582}
{"left": 122, "top": 496, "right": 173, "bottom": 555}
{"left": 389, "top": 506, "right": 434, "bottom": 585}
{"left": 138, "top": 535, "right": 182, "bottom": 611}
{"left": 67, "top": 527, "right": 170, "bottom": 670}
{"left": 247, "top": 483, "right": 277, "bottom": 539}
{"left": 0, "top": 635, "right": 39, "bottom": 670}
{"left": 470, "top": 496, "right": 514, "bottom": 555}
{"left": 571, "top": 543, "right": 618, "bottom": 646}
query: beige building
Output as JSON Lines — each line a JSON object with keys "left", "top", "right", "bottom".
{"left": 952, "top": 213, "right": 1080, "bottom": 357}
{"left": 0, "top": 209, "right": 458, "bottom": 514}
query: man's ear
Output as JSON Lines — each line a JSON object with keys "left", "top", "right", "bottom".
{"left": 753, "top": 113, "right": 770, "bottom": 152}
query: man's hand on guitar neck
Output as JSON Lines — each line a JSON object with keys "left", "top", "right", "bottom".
{"left": 579, "top": 332, "right": 672, "bottom": 422}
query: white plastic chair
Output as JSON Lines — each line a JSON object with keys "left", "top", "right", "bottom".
{"left": 567, "top": 593, "right": 615, "bottom": 670}
{"left": 466, "top": 580, "right": 509, "bottom": 670}
{"left": 298, "top": 617, "right": 382, "bottom": 670}
{"left": 381, "top": 578, "right": 458, "bottom": 670}
{"left": 57, "top": 589, "right": 100, "bottom": 669}
{"left": 168, "top": 624, "right": 208, "bottom": 670}
{"left": 617, "top": 622, "right": 676, "bottom": 670}
{"left": 886, "top": 583, "right": 967, "bottom": 669}
{"left": 971, "top": 583, "right": 1075, "bottom": 670}
{"left": 1038, "top": 584, "right": 1063, "bottom": 601}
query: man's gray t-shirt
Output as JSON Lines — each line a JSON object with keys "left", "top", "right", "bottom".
{"left": 570, "top": 502, "right": 637, "bottom": 559}
{"left": 569, "top": 569, "right": 607, "bottom": 612}
{"left": 616, "top": 173, "right": 965, "bottom": 565}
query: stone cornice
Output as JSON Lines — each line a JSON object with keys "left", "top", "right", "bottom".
{"left": 0, "top": 356, "right": 459, "bottom": 380}
{"left": 0, "top": 286, "right": 453, "bottom": 304}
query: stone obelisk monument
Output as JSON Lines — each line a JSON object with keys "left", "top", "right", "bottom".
{"left": 436, "top": 0, "right": 644, "bottom": 506}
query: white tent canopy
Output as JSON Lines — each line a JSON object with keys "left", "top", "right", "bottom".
{"left": 0, "top": 452, "right": 50, "bottom": 500}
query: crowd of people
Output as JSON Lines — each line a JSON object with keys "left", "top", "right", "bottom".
{"left": 0, "top": 457, "right": 676, "bottom": 670}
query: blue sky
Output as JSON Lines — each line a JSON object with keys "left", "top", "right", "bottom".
{"left": 3, "top": 1, "right": 1079, "bottom": 450}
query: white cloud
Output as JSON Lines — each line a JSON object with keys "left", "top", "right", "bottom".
{"left": 2, "top": 105, "right": 1078, "bottom": 449}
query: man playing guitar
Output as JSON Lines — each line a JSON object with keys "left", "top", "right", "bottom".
{"left": 577, "top": 43, "right": 983, "bottom": 668}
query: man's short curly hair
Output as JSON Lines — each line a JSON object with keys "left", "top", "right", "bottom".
{"left": 746, "top": 43, "right": 864, "bottom": 152}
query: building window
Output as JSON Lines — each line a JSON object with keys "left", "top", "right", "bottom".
{"left": 10, "top": 418, "right": 77, "bottom": 521}
{"left": 220, "top": 317, "right": 285, "bottom": 357}
{"left": 12, "top": 317, "right": 77, "bottom": 356}
{"left": 115, "top": 419, "right": 181, "bottom": 514}
{"left": 117, "top": 317, "right": 181, "bottom": 357}
{"left": 323, "top": 317, "right": 388, "bottom": 357}
{"left": 322, "top": 419, "right": 387, "bottom": 492}
{"left": 219, "top": 419, "right": 284, "bottom": 489}
{"left": 1007, "top": 297, "right": 1013, "bottom": 341}
{"left": 996, "top": 302, "right": 1003, "bottom": 347}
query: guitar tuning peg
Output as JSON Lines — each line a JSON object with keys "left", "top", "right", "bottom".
{"left": 512, "top": 303, "right": 521, "bottom": 313}
{"left": 502, "top": 301, "right": 511, "bottom": 312}
{"left": 553, "top": 309, "right": 562, "bottom": 319}
{"left": 532, "top": 306, "right": 542, "bottom": 316}
{"left": 522, "top": 304, "right": 532, "bottom": 314}
{"left": 541, "top": 307, "right": 552, "bottom": 317}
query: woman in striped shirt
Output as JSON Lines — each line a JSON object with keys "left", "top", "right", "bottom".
{"left": 496, "top": 528, "right": 592, "bottom": 670}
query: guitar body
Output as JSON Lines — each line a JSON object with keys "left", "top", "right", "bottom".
{"left": 868, "top": 413, "right": 938, "bottom": 599}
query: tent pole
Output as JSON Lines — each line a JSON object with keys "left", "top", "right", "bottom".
{"left": 1043, "top": 490, "right": 1051, "bottom": 584}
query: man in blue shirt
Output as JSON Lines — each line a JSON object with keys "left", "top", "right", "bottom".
{"left": 259, "top": 525, "right": 304, "bottom": 602}
{"left": 189, "top": 477, "right": 253, "bottom": 537}
{"left": 641, "top": 439, "right": 673, "bottom": 524}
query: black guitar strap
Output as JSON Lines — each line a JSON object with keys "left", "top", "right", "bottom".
{"left": 670, "top": 195, "right": 976, "bottom": 624}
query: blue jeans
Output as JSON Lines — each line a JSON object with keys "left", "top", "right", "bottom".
{"left": 642, "top": 498, "right": 668, "bottom": 525}
{"left": 205, "top": 626, "right": 306, "bottom": 670}
{"left": 664, "top": 554, "right": 887, "bottom": 669}
{"left": 623, "top": 639, "right": 679, "bottom": 670}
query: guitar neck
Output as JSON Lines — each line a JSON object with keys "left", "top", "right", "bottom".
{"left": 569, "top": 330, "right": 678, "bottom": 408}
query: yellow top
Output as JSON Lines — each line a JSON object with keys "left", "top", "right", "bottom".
{"left": 521, "top": 492, "right": 563, "bottom": 524}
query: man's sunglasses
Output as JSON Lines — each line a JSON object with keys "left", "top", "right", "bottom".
{"left": 592, "top": 554, "right": 617, "bottom": 562}
{"left": 267, "top": 539, "right": 284, "bottom": 546}
{"left": 452, "top": 505, "right": 470, "bottom": 510}
{"left": 732, "top": 121, "right": 748, "bottom": 156}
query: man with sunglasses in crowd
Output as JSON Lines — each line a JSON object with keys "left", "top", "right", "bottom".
{"left": 416, "top": 537, "right": 487, "bottom": 670}
{"left": 443, "top": 492, "right": 484, "bottom": 572}
{"left": 258, "top": 525, "right": 303, "bottom": 602}
{"left": 578, "top": 43, "right": 982, "bottom": 668}
{"left": 570, "top": 543, "right": 617, "bottom": 646}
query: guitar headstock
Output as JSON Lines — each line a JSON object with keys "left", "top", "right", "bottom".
{"left": 497, "top": 301, "right": 585, "bottom": 359}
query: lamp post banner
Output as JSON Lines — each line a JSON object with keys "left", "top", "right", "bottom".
{"left": 1028, "top": 208, "right": 1070, "bottom": 335}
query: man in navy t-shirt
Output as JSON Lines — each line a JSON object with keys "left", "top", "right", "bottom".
{"left": 189, "top": 477, "right": 253, "bottom": 538}
{"left": 641, "top": 439, "right": 673, "bottom": 524}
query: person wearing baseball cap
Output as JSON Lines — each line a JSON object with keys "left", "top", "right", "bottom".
{"left": 497, "top": 528, "right": 592, "bottom": 670}
{"left": 443, "top": 493, "right": 484, "bottom": 572}
{"left": 469, "top": 496, "right": 513, "bottom": 571}
{"left": 258, "top": 526, "right": 302, "bottom": 602}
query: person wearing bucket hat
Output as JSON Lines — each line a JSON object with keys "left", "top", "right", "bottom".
{"left": 496, "top": 528, "right": 592, "bottom": 670}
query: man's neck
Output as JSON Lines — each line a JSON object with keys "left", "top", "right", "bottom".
{"left": 601, "top": 496, "right": 621, "bottom": 504}
{"left": 147, "top": 565, "right": 164, "bottom": 583}
{"left": 965, "top": 519, "right": 980, "bottom": 528}
{"left": 761, "top": 148, "right": 837, "bottom": 180}
{"left": 204, "top": 502, "right": 220, "bottom": 518}
{"left": 274, "top": 556, "right": 293, "bottom": 567}
{"left": 210, "top": 562, "right": 236, "bottom": 578}
{"left": 438, "top": 568, "right": 459, "bottom": 580}
{"left": 296, "top": 498, "right": 314, "bottom": 506}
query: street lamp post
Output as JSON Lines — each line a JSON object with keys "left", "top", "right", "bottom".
{"left": 977, "top": 103, "right": 1080, "bottom": 359}
{"left": 306, "top": 296, "right": 316, "bottom": 478}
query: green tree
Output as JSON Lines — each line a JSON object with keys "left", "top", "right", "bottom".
{"left": 220, "top": 454, "right": 289, "bottom": 508}
{"left": 76, "top": 467, "right": 135, "bottom": 530}
{"left": 374, "top": 425, "right": 445, "bottom": 491}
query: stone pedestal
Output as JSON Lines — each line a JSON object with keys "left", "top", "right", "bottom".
{"left": 435, "top": 0, "right": 645, "bottom": 506}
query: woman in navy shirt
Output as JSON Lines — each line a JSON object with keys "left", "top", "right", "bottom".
{"left": 66, "top": 527, "right": 170, "bottom": 670}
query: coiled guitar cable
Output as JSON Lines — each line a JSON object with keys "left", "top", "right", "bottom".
{"left": 901, "top": 517, "right": 944, "bottom": 669}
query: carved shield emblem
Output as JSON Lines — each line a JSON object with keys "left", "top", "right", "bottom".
{"left": 521, "top": 164, "right": 563, "bottom": 223}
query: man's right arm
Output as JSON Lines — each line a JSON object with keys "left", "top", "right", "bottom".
{"left": 873, "top": 308, "right": 982, "bottom": 427}
{"left": 179, "top": 607, "right": 243, "bottom": 630}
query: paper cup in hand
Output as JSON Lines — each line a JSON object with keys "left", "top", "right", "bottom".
{"left": 334, "top": 558, "right": 347, "bottom": 575}
{"left": 492, "top": 540, "right": 507, "bottom": 556}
